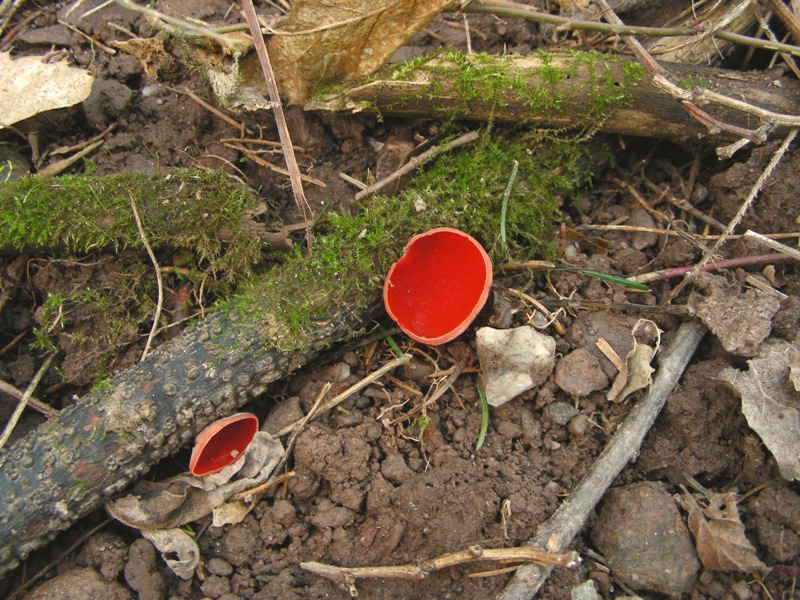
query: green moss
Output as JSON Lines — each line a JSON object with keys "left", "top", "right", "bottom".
{"left": 369, "top": 49, "right": 645, "bottom": 127}
{"left": 0, "top": 168, "right": 271, "bottom": 282}
{"left": 230, "top": 128, "right": 591, "bottom": 351}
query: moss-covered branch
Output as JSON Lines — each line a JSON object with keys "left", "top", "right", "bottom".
{"left": 0, "top": 169, "right": 289, "bottom": 280}
{"left": 307, "top": 51, "right": 800, "bottom": 142}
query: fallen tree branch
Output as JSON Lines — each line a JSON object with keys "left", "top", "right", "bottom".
{"left": 307, "top": 52, "right": 800, "bottom": 143}
{"left": 498, "top": 320, "right": 707, "bottom": 600}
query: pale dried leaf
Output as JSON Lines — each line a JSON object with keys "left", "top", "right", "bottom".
{"left": 683, "top": 491, "right": 766, "bottom": 573}
{"left": 106, "top": 432, "right": 284, "bottom": 529}
{"left": 790, "top": 348, "right": 800, "bottom": 392}
{"left": 268, "top": 0, "right": 453, "bottom": 104}
{"left": 719, "top": 338, "right": 800, "bottom": 480}
{"left": 0, "top": 52, "right": 94, "bottom": 129}
{"left": 607, "top": 319, "right": 661, "bottom": 402}
{"left": 142, "top": 528, "right": 199, "bottom": 580}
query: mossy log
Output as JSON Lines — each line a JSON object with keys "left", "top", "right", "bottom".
{"left": 307, "top": 52, "right": 800, "bottom": 142}
{"left": 0, "top": 169, "right": 290, "bottom": 278}
{"left": 0, "top": 133, "right": 590, "bottom": 576}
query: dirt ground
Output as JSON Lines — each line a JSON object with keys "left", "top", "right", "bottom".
{"left": 1, "top": 0, "right": 800, "bottom": 599}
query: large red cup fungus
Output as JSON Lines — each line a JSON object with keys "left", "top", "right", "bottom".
{"left": 383, "top": 227, "right": 492, "bottom": 345}
{"left": 189, "top": 412, "right": 259, "bottom": 476}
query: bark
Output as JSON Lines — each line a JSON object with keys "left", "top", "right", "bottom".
{"left": 307, "top": 53, "right": 800, "bottom": 142}
{"left": 0, "top": 299, "right": 374, "bottom": 576}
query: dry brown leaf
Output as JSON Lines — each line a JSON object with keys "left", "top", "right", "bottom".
{"left": 719, "top": 338, "right": 800, "bottom": 480}
{"left": 683, "top": 491, "right": 767, "bottom": 573}
{"left": 268, "top": 0, "right": 454, "bottom": 104}
{"left": 141, "top": 528, "right": 199, "bottom": 580}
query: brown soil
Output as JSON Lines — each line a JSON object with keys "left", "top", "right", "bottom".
{"left": 1, "top": 1, "right": 799, "bottom": 599}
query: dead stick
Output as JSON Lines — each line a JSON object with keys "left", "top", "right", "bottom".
{"left": 498, "top": 320, "right": 707, "bottom": 600}
{"left": 355, "top": 131, "right": 479, "bottom": 200}
{"left": 301, "top": 544, "right": 580, "bottom": 594}
{"left": 0, "top": 354, "right": 55, "bottom": 450}
{"left": 241, "top": 0, "right": 312, "bottom": 236}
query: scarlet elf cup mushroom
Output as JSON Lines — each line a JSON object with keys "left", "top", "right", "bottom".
{"left": 189, "top": 412, "right": 259, "bottom": 476}
{"left": 383, "top": 227, "right": 493, "bottom": 345}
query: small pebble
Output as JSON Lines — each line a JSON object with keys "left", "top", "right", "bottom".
{"left": 206, "top": 558, "right": 233, "bottom": 577}
{"left": 568, "top": 414, "right": 591, "bottom": 436}
{"left": 544, "top": 401, "right": 580, "bottom": 426}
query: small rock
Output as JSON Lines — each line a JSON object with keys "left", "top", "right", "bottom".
{"left": 28, "top": 567, "right": 132, "bottom": 600}
{"left": 477, "top": 326, "right": 556, "bottom": 407}
{"left": 400, "top": 357, "right": 435, "bottom": 382}
{"left": 568, "top": 414, "right": 591, "bottom": 436}
{"left": 628, "top": 208, "right": 658, "bottom": 250}
{"left": 207, "top": 557, "right": 234, "bottom": 577}
{"left": 555, "top": 347, "right": 608, "bottom": 397}
{"left": 201, "top": 574, "right": 231, "bottom": 599}
{"left": 381, "top": 452, "right": 415, "bottom": 485}
{"left": 544, "top": 401, "right": 580, "bottom": 426}
{"left": 263, "top": 396, "right": 303, "bottom": 434}
{"left": 309, "top": 500, "right": 356, "bottom": 528}
{"left": 124, "top": 538, "right": 166, "bottom": 600}
{"left": 592, "top": 482, "right": 699, "bottom": 595}
{"left": 571, "top": 579, "right": 601, "bottom": 600}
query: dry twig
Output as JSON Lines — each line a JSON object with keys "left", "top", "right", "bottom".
{"left": 302, "top": 544, "right": 580, "bottom": 596}
{"left": 0, "top": 353, "right": 56, "bottom": 450}
{"left": 241, "top": 0, "right": 312, "bottom": 244}
{"left": 130, "top": 194, "right": 163, "bottom": 362}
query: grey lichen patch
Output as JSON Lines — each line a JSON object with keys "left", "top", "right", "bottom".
{"left": 102, "top": 382, "right": 157, "bottom": 435}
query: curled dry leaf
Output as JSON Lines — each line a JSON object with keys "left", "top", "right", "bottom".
{"left": 268, "top": 0, "right": 454, "bottom": 104}
{"left": 0, "top": 52, "right": 94, "bottom": 129}
{"left": 682, "top": 490, "right": 767, "bottom": 573}
{"left": 719, "top": 338, "right": 800, "bottom": 481}
{"left": 607, "top": 319, "right": 661, "bottom": 403}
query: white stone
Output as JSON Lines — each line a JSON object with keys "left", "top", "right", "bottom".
{"left": 476, "top": 326, "right": 556, "bottom": 407}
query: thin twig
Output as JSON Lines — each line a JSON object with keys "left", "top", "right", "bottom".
{"left": 0, "top": 353, "right": 55, "bottom": 450}
{"left": 498, "top": 321, "right": 707, "bottom": 600}
{"left": 0, "top": 378, "right": 58, "bottom": 419}
{"left": 464, "top": 0, "right": 800, "bottom": 58}
{"left": 302, "top": 544, "right": 580, "bottom": 594}
{"left": 129, "top": 194, "right": 163, "bottom": 362}
{"left": 113, "top": 0, "right": 233, "bottom": 45}
{"left": 275, "top": 354, "right": 412, "bottom": 438}
{"left": 665, "top": 128, "right": 798, "bottom": 301}
{"left": 500, "top": 160, "right": 519, "bottom": 250}
{"left": 742, "top": 230, "right": 800, "bottom": 261}
{"left": 355, "top": 131, "right": 480, "bottom": 200}
{"left": 629, "top": 252, "right": 793, "bottom": 284}
{"left": 273, "top": 382, "right": 331, "bottom": 475}
{"left": 241, "top": 0, "right": 312, "bottom": 248}
{"left": 7, "top": 518, "right": 112, "bottom": 600}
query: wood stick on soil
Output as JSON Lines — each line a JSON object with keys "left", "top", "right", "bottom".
{"left": 301, "top": 544, "right": 580, "bottom": 596}
{"left": 497, "top": 320, "right": 708, "bottom": 600}
{"left": 241, "top": 0, "right": 312, "bottom": 232}
{"left": 354, "top": 131, "right": 480, "bottom": 200}
{"left": 0, "top": 354, "right": 55, "bottom": 450}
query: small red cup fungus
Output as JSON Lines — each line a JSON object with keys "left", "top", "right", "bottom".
{"left": 383, "top": 227, "right": 492, "bottom": 345}
{"left": 189, "top": 412, "right": 259, "bottom": 476}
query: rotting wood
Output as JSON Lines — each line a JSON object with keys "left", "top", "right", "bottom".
{"left": 307, "top": 52, "right": 800, "bottom": 142}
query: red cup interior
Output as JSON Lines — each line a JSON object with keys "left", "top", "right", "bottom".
{"left": 384, "top": 228, "right": 492, "bottom": 345}
{"left": 189, "top": 413, "right": 259, "bottom": 476}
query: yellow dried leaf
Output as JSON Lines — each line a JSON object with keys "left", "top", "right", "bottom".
{"left": 268, "top": 0, "right": 453, "bottom": 104}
